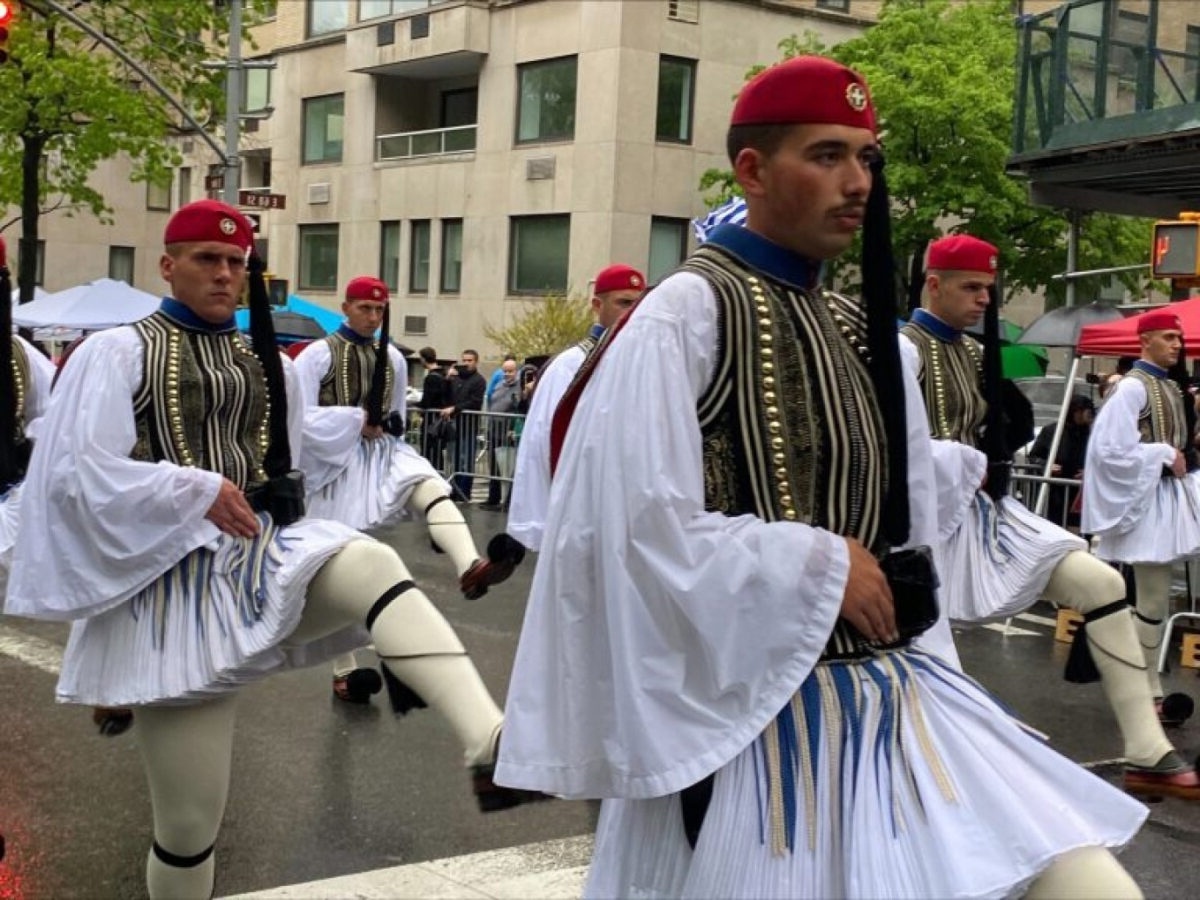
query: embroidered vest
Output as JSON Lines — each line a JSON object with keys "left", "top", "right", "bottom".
{"left": 9, "top": 336, "right": 31, "bottom": 442}
{"left": 1127, "top": 368, "right": 1187, "bottom": 451}
{"left": 130, "top": 311, "right": 270, "bottom": 490}
{"left": 900, "top": 320, "right": 986, "bottom": 447}
{"left": 682, "top": 245, "right": 890, "bottom": 660}
{"left": 317, "top": 333, "right": 395, "bottom": 410}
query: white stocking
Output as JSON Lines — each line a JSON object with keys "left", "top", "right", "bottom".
{"left": 1132, "top": 563, "right": 1173, "bottom": 698}
{"left": 410, "top": 477, "right": 480, "bottom": 577}
{"left": 1023, "top": 846, "right": 1142, "bottom": 899}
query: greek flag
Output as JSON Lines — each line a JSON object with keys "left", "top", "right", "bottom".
{"left": 692, "top": 196, "right": 747, "bottom": 244}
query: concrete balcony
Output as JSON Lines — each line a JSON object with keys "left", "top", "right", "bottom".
{"left": 377, "top": 124, "right": 477, "bottom": 161}
{"left": 347, "top": 1, "right": 489, "bottom": 79}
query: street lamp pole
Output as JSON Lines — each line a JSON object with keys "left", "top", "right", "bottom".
{"left": 222, "top": 0, "right": 242, "bottom": 207}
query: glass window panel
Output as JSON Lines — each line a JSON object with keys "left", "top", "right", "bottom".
{"left": 146, "top": 178, "right": 172, "bottom": 210}
{"left": 441, "top": 219, "right": 463, "bottom": 293}
{"left": 244, "top": 68, "right": 272, "bottom": 114}
{"left": 308, "top": 0, "right": 349, "bottom": 37}
{"left": 303, "top": 94, "right": 344, "bottom": 164}
{"left": 516, "top": 57, "right": 577, "bottom": 143}
{"left": 509, "top": 215, "right": 570, "bottom": 293}
{"left": 380, "top": 221, "right": 401, "bottom": 293}
{"left": 360, "top": 0, "right": 393, "bottom": 19}
{"left": 177, "top": 167, "right": 192, "bottom": 208}
{"left": 648, "top": 217, "right": 688, "bottom": 284}
{"left": 298, "top": 224, "right": 340, "bottom": 292}
{"left": 410, "top": 220, "right": 431, "bottom": 294}
{"left": 656, "top": 57, "right": 695, "bottom": 143}
{"left": 108, "top": 246, "right": 135, "bottom": 285}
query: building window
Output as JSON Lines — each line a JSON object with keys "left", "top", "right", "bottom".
{"left": 441, "top": 219, "right": 463, "bottom": 294}
{"left": 109, "top": 246, "right": 136, "bottom": 285}
{"left": 298, "top": 224, "right": 340, "bottom": 291}
{"left": 307, "top": 0, "right": 349, "bottom": 37}
{"left": 648, "top": 217, "right": 689, "bottom": 285}
{"left": 146, "top": 178, "right": 172, "bottom": 211}
{"left": 361, "top": 0, "right": 429, "bottom": 19}
{"left": 302, "top": 94, "right": 344, "bottom": 164}
{"left": 177, "top": 167, "right": 192, "bottom": 208}
{"left": 509, "top": 215, "right": 570, "bottom": 294}
{"left": 244, "top": 68, "right": 272, "bottom": 115}
{"left": 1187, "top": 26, "right": 1200, "bottom": 100}
{"left": 19, "top": 239, "right": 46, "bottom": 287}
{"left": 409, "top": 219, "right": 431, "bottom": 294}
{"left": 380, "top": 221, "right": 401, "bottom": 293}
{"left": 516, "top": 56, "right": 577, "bottom": 144}
{"left": 816, "top": 0, "right": 850, "bottom": 11}
{"left": 656, "top": 56, "right": 696, "bottom": 144}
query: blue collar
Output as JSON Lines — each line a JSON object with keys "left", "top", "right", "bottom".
{"left": 588, "top": 323, "right": 606, "bottom": 340}
{"left": 1133, "top": 359, "right": 1169, "bottom": 379}
{"left": 158, "top": 298, "right": 237, "bottom": 334}
{"left": 909, "top": 308, "right": 961, "bottom": 342}
{"left": 337, "top": 323, "right": 374, "bottom": 346}
{"left": 704, "top": 224, "right": 823, "bottom": 291}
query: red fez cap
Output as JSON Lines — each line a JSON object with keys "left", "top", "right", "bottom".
{"left": 731, "top": 56, "right": 876, "bottom": 133}
{"left": 345, "top": 275, "right": 389, "bottom": 304}
{"left": 164, "top": 200, "right": 254, "bottom": 252}
{"left": 1138, "top": 308, "right": 1182, "bottom": 334}
{"left": 594, "top": 264, "right": 645, "bottom": 295}
{"left": 927, "top": 234, "right": 999, "bottom": 275}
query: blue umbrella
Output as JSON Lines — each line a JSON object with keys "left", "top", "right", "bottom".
{"left": 235, "top": 294, "right": 342, "bottom": 344}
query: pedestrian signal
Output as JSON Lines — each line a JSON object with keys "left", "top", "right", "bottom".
{"left": 1152, "top": 215, "right": 1200, "bottom": 279}
{"left": 0, "top": 1, "right": 14, "bottom": 65}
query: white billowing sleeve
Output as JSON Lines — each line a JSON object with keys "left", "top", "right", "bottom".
{"left": 5, "top": 328, "right": 223, "bottom": 622}
{"left": 17, "top": 335, "right": 56, "bottom": 442}
{"left": 898, "top": 335, "right": 985, "bottom": 541}
{"left": 1082, "top": 377, "right": 1175, "bottom": 536}
{"left": 506, "top": 346, "right": 584, "bottom": 551}
{"left": 495, "top": 272, "right": 850, "bottom": 800}
{"left": 292, "top": 339, "right": 364, "bottom": 491}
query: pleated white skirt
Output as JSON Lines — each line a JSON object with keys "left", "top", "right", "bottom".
{"left": 1092, "top": 473, "right": 1200, "bottom": 564}
{"left": 585, "top": 652, "right": 1146, "bottom": 900}
{"left": 56, "top": 515, "right": 367, "bottom": 707}
{"left": 0, "top": 481, "right": 22, "bottom": 575}
{"left": 305, "top": 435, "right": 446, "bottom": 530}
{"left": 939, "top": 494, "right": 1085, "bottom": 623}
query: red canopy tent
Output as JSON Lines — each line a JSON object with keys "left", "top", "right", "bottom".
{"left": 1076, "top": 297, "right": 1200, "bottom": 357}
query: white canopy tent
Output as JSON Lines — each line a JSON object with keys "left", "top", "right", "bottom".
{"left": 11, "top": 279, "right": 160, "bottom": 330}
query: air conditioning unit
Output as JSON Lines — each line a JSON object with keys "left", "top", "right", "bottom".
{"left": 403, "top": 315, "right": 428, "bottom": 335}
{"left": 667, "top": 0, "right": 699, "bottom": 23}
{"left": 525, "top": 156, "right": 556, "bottom": 181}
{"left": 307, "top": 183, "right": 331, "bottom": 204}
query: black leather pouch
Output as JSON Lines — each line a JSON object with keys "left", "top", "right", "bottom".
{"left": 245, "top": 470, "right": 307, "bottom": 528}
{"left": 879, "top": 546, "right": 940, "bottom": 640}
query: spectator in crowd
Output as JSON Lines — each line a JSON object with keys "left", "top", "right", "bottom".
{"left": 417, "top": 346, "right": 451, "bottom": 468}
{"left": 442, "top": 349, "right": 486, "bottom": 501}
{"left": 1028, "top": 393, "right": 1095, "bottom": 527}
{"left": 481, "top": 359, "right": 525, "bottom": 512}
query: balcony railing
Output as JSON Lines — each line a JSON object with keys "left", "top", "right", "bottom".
{"left": 376, "top": 124, "right": 476, "bottom": 161}
{"left": 1013, "top": 0, "right": 1200, "bottom": 157}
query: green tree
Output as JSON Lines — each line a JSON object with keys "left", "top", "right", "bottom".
{"left": 0, "top": 1, "right": 270, "bottom": 301}
{"left": 484, "top": 294, "right": 594, "bottom": 362}
{"left": 701, "top": 0, "right": 1156, "bottom": 309}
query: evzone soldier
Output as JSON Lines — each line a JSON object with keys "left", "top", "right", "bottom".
{"left": 901, "top": 234, "right": 1200, "bottom": 800}
{"left": 294, "top": 276, "right": 524, "bottom": 703}
{"left": 506, "top": 263, "right": 644, "bottom": 551}
{"left": 5, "top": 201, "right": 540, "bottom": 900}
{"left": 1084, "top": 309, "right": 1200, "bottom": 747}
{"left": 496, "top": 57, "right": 1146, "bottom": 897}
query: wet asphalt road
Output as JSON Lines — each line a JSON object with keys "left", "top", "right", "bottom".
{"left": 2, "top": 506, "right": 1200, "bottom": 898}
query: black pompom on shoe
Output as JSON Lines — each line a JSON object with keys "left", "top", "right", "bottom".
{"left": 332, "top": 668, "right": 384, "bottom": 705}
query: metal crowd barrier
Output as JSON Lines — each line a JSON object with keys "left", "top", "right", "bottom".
{"left": 1008, "top": 464, "right": 1081, "bottom": 531}
{"left": 409, "top": 408, "right": 526, "bottom": 502}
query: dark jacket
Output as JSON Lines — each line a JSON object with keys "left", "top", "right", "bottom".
{"left": 452, "top": 369, "right": 486, "bottom": 415}
{"left": 418, "top": 367, "right": 450, "bottom": 411}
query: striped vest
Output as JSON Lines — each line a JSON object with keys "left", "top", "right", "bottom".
{"left": 901, "top": 320, "right": 986, "bottom": 447}
{"left": 130, "top": 311, "right": 270, "bottom": 491}
{"left": 1127, "top": 367, "right": 1187, "bottom": 451}
{"left": 317, "top": 333, "right": 394, "bottom": 410}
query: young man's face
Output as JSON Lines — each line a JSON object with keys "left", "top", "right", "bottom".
{"left": 926, "top": 269, "right": 994, "bottom": 331}
{"left": 593, "top": 289, "right": 642, "bottom": 330}
{"left": 1141, "top": 328, "right": 1183, "bottom": 370}
{"left": 343, "top": 299, "right": 386, "bottom": 338}
{"left": 735, "top": 122, "right": 877, "bottom": 261}
{"left": 459, "top": 351, "right": 478, "bottom": 374}
{"left": 160, "top": 242, "right": 247, "bottom": 324}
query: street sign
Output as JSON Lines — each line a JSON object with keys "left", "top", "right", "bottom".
{"left": 204, "top": 174, "right": 225, "bottom": 191}
{"left": 238, "top": 190, "right": 286, "bottom": 210}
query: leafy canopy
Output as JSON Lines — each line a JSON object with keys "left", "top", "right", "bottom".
{"left": 701, "top": 0, "right": 1155, "bottom": 308}
{"left": 483, "top": 293, "right": 594, "bottom": 362}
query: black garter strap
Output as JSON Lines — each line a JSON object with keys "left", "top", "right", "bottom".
{"left": 152, "top": 841, "right": 214, "bottom": 868}
{"left": 424, "top": 494, "right": 454, "bottom": 516}
{"left": 366, "top": 580, "right": 416, "bottom": 631}
{"left": 1134, "top": 610, "right": 1163, "bottom": 626}
{"left": 1085, "top": 599, "right": 1131, "bottom": 623}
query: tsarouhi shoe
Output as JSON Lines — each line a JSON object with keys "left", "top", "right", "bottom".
{"left": 460, "top": 534, "right": 526, "bottom": 601}
{"left": 93, "top": 706, "right": 134, "bottom": 737}
{"left": 1124, "top": 751, "right": 1200, "bottom": 801}
{"left": 332, "top": 668, "right": 384, "bottom": 705}
{"left": 471, "top": 732, "right": 554, "bottom": 813}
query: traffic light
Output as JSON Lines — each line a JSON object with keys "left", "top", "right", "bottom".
{"left": 1152, "top": 214, "right": 1200, "bottom": 279}
{"left": 0, "top": 1, "right": 14, "bottom": 65}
